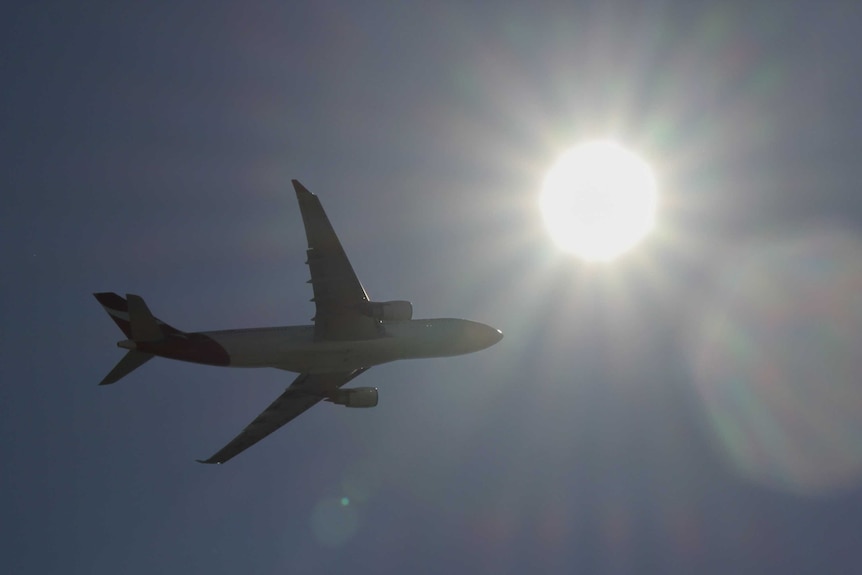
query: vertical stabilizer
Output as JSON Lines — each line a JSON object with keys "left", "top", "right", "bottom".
{"left": 94, "top": 292, "right": 181, "bottom": 339}
{"left": 94, "top": 292, "right": 134, "bottom": 337}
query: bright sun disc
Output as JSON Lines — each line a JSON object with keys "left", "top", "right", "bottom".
{"left": 541, "top": 141, "right": 657, "bottom": 261}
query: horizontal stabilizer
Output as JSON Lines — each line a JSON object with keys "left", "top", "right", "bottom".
{"left": 99, "top": 350, "right": 154, "bottom": 385}
{"left": 127, "top": 294, "right": 162, "bottom": 342}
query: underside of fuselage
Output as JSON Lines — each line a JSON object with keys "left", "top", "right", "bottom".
{"left": 130, "top": 319, "right": 503, "bottom": 374}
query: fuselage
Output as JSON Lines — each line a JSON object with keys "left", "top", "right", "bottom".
{"left": 125, "top": 318, "right": 503, "bottom": 374}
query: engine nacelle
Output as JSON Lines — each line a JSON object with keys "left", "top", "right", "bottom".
{"left": 328, "top": 387, "right": 379, "bottom": 408}
{"left": 361, "top": 300, "right": 413, "bottom": 321}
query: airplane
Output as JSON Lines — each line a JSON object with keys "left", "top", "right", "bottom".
{"left": 95, "top": 180, "right": 503, "bottom": 464}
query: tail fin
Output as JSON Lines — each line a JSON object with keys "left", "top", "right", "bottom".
{"left": 99, "top": 350, "right": 154, "bottom": 385}
{"left": 94, "top": 293, "right": 182, "bottom": 385}
{"left": 94, "top": 292, "right": 181, "bottom": 339}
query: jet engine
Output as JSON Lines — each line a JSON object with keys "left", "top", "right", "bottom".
{"left": 327, "top": 387, "right": 379, "bottom": 408}
{"left": 361, "top": 300, "right": 413, "bottom": 321}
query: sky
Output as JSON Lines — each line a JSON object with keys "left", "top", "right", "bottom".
{"left": 3, "top": 1, "right": 862, "bottom": 573}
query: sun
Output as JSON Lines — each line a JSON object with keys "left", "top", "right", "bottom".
{"left": 540, "top": 141, "right": 657, "bottom": 262}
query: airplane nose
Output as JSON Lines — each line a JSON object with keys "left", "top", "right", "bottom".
{"left": 461, "top": 321, "right": 504, "bottom": 351}
{"left": 480, "top": 325, "right": 503, "bottom": 348}
{"left": 491, "top": 328, "right": 503, "bottom": 345}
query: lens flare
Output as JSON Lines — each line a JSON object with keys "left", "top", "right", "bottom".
{"left": 689, "top": 229, "right": 862, "bottom": 494}
{"left": 310, "top": 497, "right": 359, "bottom": 547}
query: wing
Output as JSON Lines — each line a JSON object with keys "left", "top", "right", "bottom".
{"left": 197, "top": 369, "right": 368, "bottom": 464}
{"left": 292, "top": 180, "right": 380, "bottom": 341}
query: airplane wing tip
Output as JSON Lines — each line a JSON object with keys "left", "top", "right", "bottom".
{"left": 93, "top": 291, "right": 122, "bottom": 306}
{"left": 196, "top": 458, "right": 221, "bottom": 465}
{"left": 291, "top": 179, "right": 314, "bottom": 197}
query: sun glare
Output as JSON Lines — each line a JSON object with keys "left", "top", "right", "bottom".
{"left": 541, "top": 141, "right": 657, "bottom": 262}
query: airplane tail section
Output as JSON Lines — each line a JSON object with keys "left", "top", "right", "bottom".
{"left": 94, "top": 293, "right": 183, "bottom": 384}
{"left": 126, "top": 294, "right": 162, "bottom": 342}
{"left": 93, "top": 292, "right": 182, "bottom": 339}
{"left": 99, "top": 350, "right": 154, "bottom": 386}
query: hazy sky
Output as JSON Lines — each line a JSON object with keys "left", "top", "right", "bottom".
{"left": 4, "top": 1, "right": 862, "bottom": 573}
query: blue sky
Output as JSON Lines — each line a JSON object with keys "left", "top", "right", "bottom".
{"left": 4, "top": 1, "right": 862, "bottom": 573}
